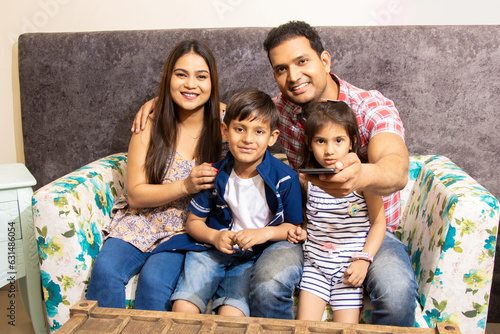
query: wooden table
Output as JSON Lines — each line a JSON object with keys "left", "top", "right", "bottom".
{"left": 58, "top": 300, "right": 461, "bottom": 334}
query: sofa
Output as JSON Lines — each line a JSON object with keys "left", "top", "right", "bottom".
{"left": 18, "top": 25, "right": 500, "bottom": 333}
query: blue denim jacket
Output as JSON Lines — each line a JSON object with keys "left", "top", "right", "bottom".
{"left": 152, "top": 150, "right": 303, "bottom": 253}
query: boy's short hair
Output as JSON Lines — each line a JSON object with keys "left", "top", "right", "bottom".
{"left": 263, "top": 20, "right": 325, "bottom": 62}
{"left": 223, "top": 89, "right": 279, "bottom": 130}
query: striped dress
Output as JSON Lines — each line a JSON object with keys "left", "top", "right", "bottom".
{"left": 300, "top": 183, "right": 370, "bottom": 310}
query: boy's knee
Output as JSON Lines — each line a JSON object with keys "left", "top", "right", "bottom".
{"left": 172, "top": 300, "right": 201, "bottom": 314}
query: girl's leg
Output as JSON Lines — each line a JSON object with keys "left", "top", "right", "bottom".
{"left": 134, "top": 251, "right": 185, "bottom": 311}
{"left": 87, "top": 238, "right": 150, "bottom": 308}
{"left": 332, "top": 308, "right": 360, "bottom": 324}
{"left": 296, "top": 290, "right": 327, "bottom": 321}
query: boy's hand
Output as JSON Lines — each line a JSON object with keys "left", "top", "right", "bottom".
{"left": 342, "top": 260, "right": 370, "bottom": 287}
{"left": 232, "top": 229, "right": 270, "bottom": 251}
{"left": 287, "top": 225, "right": 307, "bottom": 244}
{"left": 213, "top": 230, "right": 236, "bottom": 254}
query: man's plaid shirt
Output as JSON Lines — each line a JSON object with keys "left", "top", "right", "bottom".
{"left": 274, "top": 74, "right": 405, "bottom": 232}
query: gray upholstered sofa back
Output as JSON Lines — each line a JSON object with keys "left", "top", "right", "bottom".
{"left": 18, "top": 26, "right": 499, "bottom": 198}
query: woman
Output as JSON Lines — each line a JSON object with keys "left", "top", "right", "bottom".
{"left": 87, "top": 39, "right": 223, "bottom": 311}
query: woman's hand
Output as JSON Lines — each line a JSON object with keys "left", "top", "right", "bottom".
{"left": 183, "top": 162, "right": 219, "bottom": 194}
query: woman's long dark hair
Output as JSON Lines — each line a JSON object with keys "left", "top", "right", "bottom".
{"left": 301, "top": 101, "right": 363, "bottom": 169}
{"left": 145, "top": 40, "right": 222, "bottom": 184}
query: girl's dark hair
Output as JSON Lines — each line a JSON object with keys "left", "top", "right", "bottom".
{"left": 145, "top": 40, "right": 222, "bottom": 184}
{"left": 223, "top": 89, "right": 278, "bottom": 130}
{"left": 301, "top": 101, "right": 363, "bottom": 169}
{"left": 263, "top": 20, "right": 325, "bottom": 64}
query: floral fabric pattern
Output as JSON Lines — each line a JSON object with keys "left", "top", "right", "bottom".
{"left": 33, "top": 154, "right": 498, "bottom": 334}
{"left": 33, "top": 154, "right": 128, "bottom": 331}
{"left": 104, "top": 152, "right": 194, "bottom": 252}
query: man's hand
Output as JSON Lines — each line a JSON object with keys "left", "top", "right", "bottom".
{"left": 343, "top": 260, "right": 370, "bottom": 287}
{"left": 300, "top": 152, "right": 361, "bottom": 198}
{"left": 131, "top": 98, "right": 157, "bottom": 133}
{"left": 287, "top": 225, "right": 307, "bottom": 244}
{"left": 213, "top": 230, "right": 237, "bottom": 254}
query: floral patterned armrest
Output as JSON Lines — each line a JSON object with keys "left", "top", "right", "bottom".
{"left": 398, "top": 155, "right": 498, "bottom": 334}
{"left": 32, "top": 153, "right": 127, "bottom": 332}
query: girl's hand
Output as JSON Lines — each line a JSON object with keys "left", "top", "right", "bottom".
{"left": 183, "top": 163, "right": 219, "bottom": 194}
{"left": 287, "top": 225, "right": 307, "bottom": 244}
{"left": 214, "top": 230, "right": 236, "bottom": 254}
{"left": 342, "top": 260, "right": 370, "bottom": 287}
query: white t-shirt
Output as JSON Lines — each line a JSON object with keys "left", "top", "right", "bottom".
{"left": 224, "top": 170, "right": 272, "bottom": 233}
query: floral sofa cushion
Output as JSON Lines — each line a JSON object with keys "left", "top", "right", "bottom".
{"left": 32, "top": 154, "right": 498, "bottom": 333}
{"left": 33, "top": 154, "right": 127, "bottom": 331}
{"left": 398, "top": 155, "right": 498, "bottom": 333}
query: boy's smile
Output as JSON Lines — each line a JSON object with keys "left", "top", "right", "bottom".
{"left": 222, "top": 116, "right": 279, "bottom": 178}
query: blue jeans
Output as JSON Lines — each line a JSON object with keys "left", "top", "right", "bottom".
{"left": 250, "top": 233, "right": 418, "bottom": 327}
{"left": 86, "top": 238, "right": 185, "bottom": 311}
{"left": 249, "top": 241, "right": 303, "bottom": 319}
{"left": 171, "top": 249, "right": 255, "bottom": 316}
{"left": 364, "top": 230, "right": 418, "bottom": 326}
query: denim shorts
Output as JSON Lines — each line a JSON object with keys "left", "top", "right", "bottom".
{"left": 171, "top": 248, "right": 256, "bottom": 316}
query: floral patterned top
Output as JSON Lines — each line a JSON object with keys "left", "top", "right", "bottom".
{"left": 104, "top": 152, "right": 195, "bottom": 252}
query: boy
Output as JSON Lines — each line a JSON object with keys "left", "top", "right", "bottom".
{"left": 170, "top": 89, "right": 303, "bottom": 317}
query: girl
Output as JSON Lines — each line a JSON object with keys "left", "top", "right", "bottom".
{"left": 288, "top": 100, "right": 386, "bottom": 323}
{"left": 87, "top": 40, "right": 223, "bottom": 311}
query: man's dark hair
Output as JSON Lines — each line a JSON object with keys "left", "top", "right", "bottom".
{"left": 223, "top": 89, "right": 279, "bottom": 130}
{"left": 263, "top": 20, "right": 325, "bottom": 63}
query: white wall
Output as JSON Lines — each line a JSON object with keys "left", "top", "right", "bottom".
{"left": 2, "top": 0, "right": 500, "bottom": 164}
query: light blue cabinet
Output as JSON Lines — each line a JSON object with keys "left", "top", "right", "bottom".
{"left": 0, "top": 163, "right": 47, "bottom": 333}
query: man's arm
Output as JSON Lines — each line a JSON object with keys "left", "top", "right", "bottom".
{"left": 357, "top": 132, "right": 409, "bottom": 195}
{"left": 302, "top": 132, "right": 409, "bottom": 198}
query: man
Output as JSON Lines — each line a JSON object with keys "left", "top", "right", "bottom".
{"left": 132, "top": 21, "right": 418, "bottom": 326}
{"left": 257, "top": 20, "right": 417, "bottom": 327}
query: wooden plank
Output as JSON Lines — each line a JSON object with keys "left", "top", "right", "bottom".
{"left": 59, "top": 300, "right": 461, "bottom": 334}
